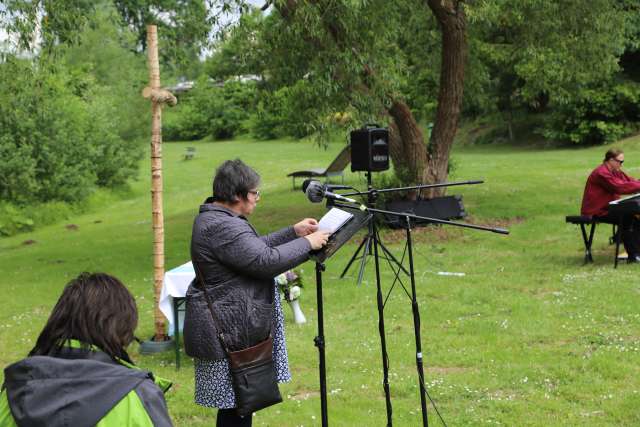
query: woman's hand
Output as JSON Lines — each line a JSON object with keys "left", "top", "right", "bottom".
{"left": 294, "top": 218, "right": 319, "bottom": 236}
{"left": 304, "top": 230, "right": 331, "bottom": 250}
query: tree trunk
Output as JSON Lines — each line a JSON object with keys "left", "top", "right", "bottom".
{"left": 146, "top": 25, "right": 166, "bottom": 341}
{"left": 388, "top": 100, "right": 428, "bottom": 198}
{"left": 423, "top": 0, "right": 467, "bottom": 197}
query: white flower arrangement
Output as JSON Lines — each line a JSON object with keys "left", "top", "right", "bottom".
{"left": 275, "top": 269, "right": 306, "bottom": 324}
{"left": 275, "top": 269, "right": 303, "bottom": 302}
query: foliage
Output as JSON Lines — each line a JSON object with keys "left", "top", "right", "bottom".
{"left": 207, "top": 79, "right": 256, "bottom": 139}
{"left": 249, "top": 81, "right": 322, "bottom": 140}
{"left": 113, "top": 0, "right": 210, "bottom": 72}
{"left": 0, "top": 0, "right": 215, "bottom": 73}
{"left": 0, "top": 58, "right": 97, "bottom": 204}
{"left": 61, "top": 6, "right": 148, "bottom": 140}
{"left": 207, "top": 1, "right": 407, "bottom": 140}
{"left": 398, "top": 0, "right": 640, "bottom": 144}
{"left": 167, "top": 0, "right": 640, "bottom": 150}
{"left": 248, "top": 88, "right": 290, "bottom": 140}
{"left": 63, "top": 7, "right": 148, "bottom": 185}
{"left": 0, "top": 203, "right": 35, "bottom": 236}
{"left": 164, "top": 78, "right": 257, "bottom": 141}
{"left": 0, "top": 6, "right": 145, "bottom": 208}
{"left": 541, "top": 80, "right": 640, "bottom": 144}
{"left": 468, "top": 0, "right": 628, "bottom": 107}
{"left": 163, "top": 102, "right": 211, "bottom": 142}
{"left": 204, "top": 9, "right": 267, "bottom": 81}
{"left": 0, "top": 0, "right": 94, "bottom": 53}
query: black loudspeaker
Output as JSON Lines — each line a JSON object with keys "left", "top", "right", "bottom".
{"left": 350, "top": 125, "right": 390, "bottom": 172}
{"left": 384, "top": 196, "right": 466, "bottom": 229}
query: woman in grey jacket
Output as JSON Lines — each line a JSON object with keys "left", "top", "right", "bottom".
{"left": 189, "top": 159, "right": 330, "bottom": 427}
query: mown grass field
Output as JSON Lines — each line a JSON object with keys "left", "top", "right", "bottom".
{"left": 1, "top": 136, "right": 640, "bottom": 426}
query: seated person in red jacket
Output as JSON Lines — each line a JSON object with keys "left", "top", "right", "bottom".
{"left": 581, "top": 148, "right": 640, "bottom": 262}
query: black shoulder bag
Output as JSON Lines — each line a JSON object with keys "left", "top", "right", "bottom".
{"left": 193, "top": 263, "right": 282, "bottom": 417}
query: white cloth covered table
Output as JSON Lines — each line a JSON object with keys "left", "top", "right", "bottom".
{"left": 159, "top": 261, "right": 194, "bottom": 332}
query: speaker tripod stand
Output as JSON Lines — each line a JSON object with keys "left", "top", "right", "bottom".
{"left": 339, "top": 219, "right": 408, "bottom": 285}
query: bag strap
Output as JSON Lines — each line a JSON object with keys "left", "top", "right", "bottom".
{"left": 192, "top": 261, "right": 231, "bottom": 351}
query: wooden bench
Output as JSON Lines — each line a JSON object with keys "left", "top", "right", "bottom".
{"left": 566, "top": 215, "right": 625, "bottom": 267}
{"left": 184, "top": 146, "right": 196, "bottom": 160}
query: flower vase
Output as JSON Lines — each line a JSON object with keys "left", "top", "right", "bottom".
{"left": 288, "top": 299, "right": 306, "bottom": 324}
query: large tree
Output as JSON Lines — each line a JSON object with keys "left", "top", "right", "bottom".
{"left": 253, "top": 0, "right": 466, "bottom": 196}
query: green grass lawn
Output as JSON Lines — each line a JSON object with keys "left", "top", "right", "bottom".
{"left": 2, "top": 136, "right": 640, "bottom": 426}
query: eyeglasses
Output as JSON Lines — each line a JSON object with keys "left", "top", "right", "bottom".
{"left": 248, "top": 190, "right": 261, "bottom": 199}
{"left": 613, "top": 159, "right": 624, "bottom": 164}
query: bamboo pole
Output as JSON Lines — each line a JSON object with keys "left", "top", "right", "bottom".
{"left": 144, "top": 25, "right": 176, "bottom": 341}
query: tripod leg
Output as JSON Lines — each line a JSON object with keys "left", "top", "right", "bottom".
{"left": 314, "top": 262, "right": 329, "bottom": 427}
{"left": 340, "top": 235, "right": 368, "bottom": 278}
{"left": 372, "top": 223, "right": 393, "bottom": 426}
{"left": 406, "top": 220, "right": 428, "bottom": 426}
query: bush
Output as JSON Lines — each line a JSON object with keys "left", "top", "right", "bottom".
{"left": 249, "top": 88, "right": 290, "bottom": 140}
{"left": 0, "top": 55, "right": 143, "bottom": 206}
{"left": 0, "top": 60, "right": 95, "bottom": 203}
{"left": 0, "top": 203, "right": 35, "bottom": 236}
{"left": 164, "top": 79, "right": 257, "bottom": 141}
{"left": 164, "top": 77, "right": 324, "bottom": 142}
{"left": 207, "top": 80, "right": 257, "bottom": 139}
{"left": 249, "top": 81, "right": 318, "bottom": 140}
{"left": 163, "top": 102, "right": 210, "bottom": 141}
{"left": 0, "top": 6, "right": 147, "bottom": 235}
{"left": 541, "top": 79, "right": 640, "bottom": 145}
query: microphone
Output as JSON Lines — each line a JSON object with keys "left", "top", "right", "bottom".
{"left": 302, "top": 179, "right": 359, "bottom": 204}
{"left": 324, "top": 184, "right": 351, "bottom": 191}
{"left": 301, "top": 178, "right": 315, "bottom": 194}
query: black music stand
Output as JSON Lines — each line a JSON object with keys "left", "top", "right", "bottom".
{"left": 309, "top": 210, "right": 371, "bottom": 427}
{"left": 308, "top": 176, "right": 508, "bottom": 427}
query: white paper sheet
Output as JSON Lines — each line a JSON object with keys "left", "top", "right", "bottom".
{"left": 318, "top": 207, "right": 354, "bottom": 234}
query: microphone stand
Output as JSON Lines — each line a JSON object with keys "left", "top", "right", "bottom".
{"left": 314, "top": 261, "right": 329, "bottom": 427}
{"left": 339, "top": 179, "right": 485, "bottom": 282}
{"left": 322, "top": 178, "right": 507, "bottom": 427}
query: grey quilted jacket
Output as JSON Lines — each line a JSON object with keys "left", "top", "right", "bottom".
{"left": 186, "top": 202, "right": 311, "bottom": 360}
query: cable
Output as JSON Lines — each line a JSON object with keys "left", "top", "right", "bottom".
{"left": 417, "top": 369, "right": 449, "bottom": 427}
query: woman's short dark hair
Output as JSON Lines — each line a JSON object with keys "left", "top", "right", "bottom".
{"left": 604, "top": 148, "right": 624, "bottom": 161}
{"left": 212, "top": 159, "right": 260, "bottom": 202}
{"left": 29, "top": 272, "right": 138, "bottom": 361}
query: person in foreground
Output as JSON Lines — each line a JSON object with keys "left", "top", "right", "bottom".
{"left": 0, "top": 272, "right": 173, "bottom": 427}
{"left": 186, "top": 159, "right": 330, "bottom": 427}
{"left": 581, "top": 148, "right": 640, "bottom": 262}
